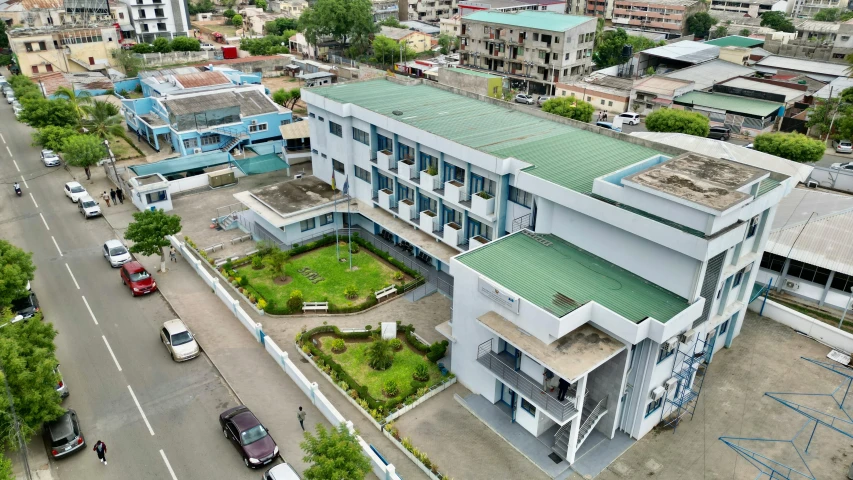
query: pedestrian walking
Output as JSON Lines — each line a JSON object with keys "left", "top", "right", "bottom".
{"left": 602, "top": 112, "right": 608, "bottom": 121}
{"left": 102, "top": 191, "right": 110, "bottom": 207}
{"left": 557, "top": 378, "right": 570, "bottom": 401}
{"left": 109, "top": 188, "right": 116, "bottom": 204}
{"left": 170, "top": 246, "right": 177, "bottom": 263}
{"left": 116, "top": 188, "right": 124, "bottom": 204}
{"left": 93, "top": 440, "right": 107, "bottom": 465}
{"left": 297, "top": 406, "right": 306, "bottom": 431}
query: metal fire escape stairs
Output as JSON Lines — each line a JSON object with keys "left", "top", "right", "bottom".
{"left": 552, "top": 394, "right": 608, "bottom": 460}
{"left": 661, "top": 331, "right": 715, "bottom": 432}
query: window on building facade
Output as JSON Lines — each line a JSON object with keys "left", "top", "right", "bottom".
{"left": 321, "top": 153, "right": 327, "bottom": 158}
{"left": 732, "top": 268, "right": 745, "bottom": 288}
{"left": 419, "top": 152, "right": 437, "bottom": 171}
{"left": 31, "top": 65, "right": 39, "bottom": 74}
{"left": 533, "top": 32, "right": 539, "bottom": 41}
{"left": 657, "top": 344, "right": 674, "bottom": 363}
{"left": 309, "top": 112, "right": 315, "bottom": 118}
{"left": 399, "top": 143, "right": 414, "bottom": 160}
{"left": 300, "top": 218, "right": 316, "bottom": 231}
{"left": 608, "top": 101, "right": 613, "bottom": 106}
{"left": 248, "top": 123, "right": 268, "bottom": 133}
{"left": 470, "top": 173, "right": 495, "bottom": 195}
{"left": 760, "top": 252, "right": 786, "bottom": 272}
{"left": 787, "top": 260, "right": 831, "bottom": 286}
{"left": 46, "top": 64, "right": 53, "bottom": 72}
{"left": 508, "top": 186, "right": 533, "bottom": 207}
{"left": 355, "top": 165, "right": 371, "bottom": 183}
{"left": 538, "top": 50, "right": 546, "bottom": 59}
{"left": 600, "top": 99, "right": 605, "bottom": 105}
{"left": 333, "top": 159, "right": 345, "bottom": 174}
{"left": 746, "top": 215, "right": 759, "bottom": 238}
{"left": 145, "top": 190, "right": 167, "bottom": 204}
{"left": 832, "top": 271, "right": 853, "bottom": 293}
{"left": 719, "top": 319, "right": 730, "bottom": 335}
{"left": 320, "top": 213, "right": 334, "bottom": 225}
{"left": 329, "top": 121, "right": 342, "bottom": 137}
{"left": 318, "top": 116, "right": 324, "bottom": 122}
{"left": 183, "top": 138, "right": 198, "bottom": 149}
{"left": 352, "top": 127, "right": 369, "bottom": 145}
{"left": 645, "top": 398, "right": 662, "bottom": 417}
{"left": 520, "top": 398, "right": 536, "bottom": 415}
{"left": 377, "top": 134, "right": 392, "bottom": 153}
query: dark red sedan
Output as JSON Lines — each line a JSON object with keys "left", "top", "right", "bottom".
{"left": 119, "top": 261, "right": 157, "bottom": 296}
{"left": 219, "top": 406, "right": 280, "bottom": 468}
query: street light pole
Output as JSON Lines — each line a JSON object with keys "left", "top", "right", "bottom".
{"left": 103, "top": 139, "right": 120, "bottom": 194}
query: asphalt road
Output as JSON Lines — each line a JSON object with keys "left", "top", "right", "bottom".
{"left": 0, "top": 100, "right": 262, "bottom": 478}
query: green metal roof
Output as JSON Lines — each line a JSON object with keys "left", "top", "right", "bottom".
{"left": 705, "top": 36, "right": 764, "bottom": 48}
{"left": 756, "top": 177, "right": 780, "bottom": 197}
{"left": 456, "top": 232, "right": 690, "bottom": 322}
{"left": 452, "top": 69, "right": 501, "bottom": 79}
{"left": 674, "top": 91, "right": 783, "bottom": 118}
{"left": 310, "top": 79, "right": 664, "bottom": 193}
{"left": 129, "top": 151, "right": 232, "bottom": 177}
{"left": 463, "top": 10, "right": 594, "bottom": 32}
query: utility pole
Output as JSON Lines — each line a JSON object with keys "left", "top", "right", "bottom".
{"left": 103, "top": 139, "right": 120, "bottom": 193}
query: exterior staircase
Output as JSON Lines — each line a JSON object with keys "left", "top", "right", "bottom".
{"left": 220, "top": 136, "right": 242, "bottom": 153}
{"left": 551, "top": 395, "right": 609, "bottom": 460}
{"left": 219, "top": 214, "right": 239, "bottom": 230}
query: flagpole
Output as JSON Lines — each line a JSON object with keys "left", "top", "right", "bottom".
{"left": 348, "top": 192, "right": 352, "bottom": 271}
{"left": 334, "top": 188, "right": 339, "bottom": 260}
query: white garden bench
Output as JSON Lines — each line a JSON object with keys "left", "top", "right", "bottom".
{"left": 303, "top": 302, "right": 329, "bottom": 313}
{"left": 375, "top": 286, "right": 397, "bottom": 302}
{"left": 202, "top": 243, "right": 224, "bottom": 253}
{"left": 231, "top": 234, "right": 252, "bottom": 244}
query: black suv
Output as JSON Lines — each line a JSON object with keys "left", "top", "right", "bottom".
{"left": 44, "top": 409, "right": 85, "bottom": 458}
{"left": 11, "top": 292, "right": 39, "bottom": 320}
{"left": 708, "top": 126, "right": 731, "bottom": 140}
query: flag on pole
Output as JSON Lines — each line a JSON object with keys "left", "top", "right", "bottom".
{"left": 342, "top": 176, "right": 349, "bottom": 195}
{"left": 331, "top": 175, "right": 337, "bottom": 191}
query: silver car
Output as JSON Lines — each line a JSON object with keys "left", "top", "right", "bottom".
{"left": 55, "top": 366, "right": 69, "bottom": 399}
{"left": 103, "top": 239, "right": 131, "bottom": 267}
{"left": 514, "top": 94, "right": 535, "bottom": 105}
{"left": 78, "top": 195, "right": 101, "bottom": 218}
{"left": 264, "top": 463, "right": 301, "bottom": 479}
{"left": 161, "top": 319, "right": 200, "bottom": 362}
{"left": 834, "top": 139, "right": 853, "bottom": 154}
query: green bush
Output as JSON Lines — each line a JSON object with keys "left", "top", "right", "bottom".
{"left": 287, "top": 290, "right": 303, "bottom": 312}
{"left": 330, "top": 338, "right": 346, "bottom": 353}
{"left": 427, "top": 340, "right": 449, "bottom": 362}
{"left": 368, "top": 338, "right": 394, "bottom": 370}
{"left": 382, "top": 380, "right": 399, "bottom": 397}
{"left": 251, "top": 255, "right": 264, "bottom": 269}
{"left": 389, "top": 338, "right": 403, "bottom": 351}
{"left": 413, "top": 363, "right": 430, "bottom": 381}
{"left": 344, "top": 284, "right": 358, "bottom": 299}
{"left": 239, "top": 276, "right": 249, "bottom": 287}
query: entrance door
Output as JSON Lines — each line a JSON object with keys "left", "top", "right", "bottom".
{"left": 88, "top": 56, "right": 95, "bottom": 65}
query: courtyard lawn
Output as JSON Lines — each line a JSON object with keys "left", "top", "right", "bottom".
{"left": 320, "top": 336, "right": 442, "bottom": 401}
{"left": 237, "top": 244, "right": 404, "bottom": 309}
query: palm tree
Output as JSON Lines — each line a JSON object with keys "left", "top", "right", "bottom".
{"left": 52, "top": 86, "right": 92, "bottom": 127}
{"left": 81, "top": 100, "right": 123, "bottom": 139}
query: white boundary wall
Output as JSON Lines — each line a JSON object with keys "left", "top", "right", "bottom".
{"left": 167, "top": 235, "right": 402, "bottom": 480}
{"left": 749, "top": 297, "right": 853, "bottom": 354}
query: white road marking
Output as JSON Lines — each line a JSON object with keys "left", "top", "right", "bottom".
{"left": 6, "top": 146, "right": 12, "bottom": 157}
{"left": 102, "top": 335, "right": 122, "bottom": 371}
{"left": 159, "top": 450, "right": 178, "bottom": 480}
{"left": 12, "top": 159, "right": 18, "bottom": 172}
{"left": 65, "top": 263, "right": 79, "bottom": 289}
{"left": 29, "top": 193, "right": 38, "bottom": 208}
{"left": 128, "top": 385, "right": 155, "bottom": 436}
{"left": 81, "top": 296, "right": 98, "bottom": 325}
{"left": 1, "top": 133, "right": 6, "bottom": 144}
{"left": 51, "top": 236, "right": 62, "bottom": 257}
{"left": 20, "top": 176, "right": 28, "bottom": 188}
{"left": 39, "top": 213, "right": 49, "bottom": 231}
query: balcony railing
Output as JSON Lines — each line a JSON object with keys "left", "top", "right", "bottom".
{"left": 476, "top": 340, "right": 579, "bottom": 423}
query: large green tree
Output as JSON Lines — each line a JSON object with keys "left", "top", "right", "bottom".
{"left": 813, "top": 7, "right": 840, "bottom": 21}
{"left": 265, "top": 17, "right": 299, "bottom": 35}
{"left": 299, "top": 0, "right": 377, "bottom": 48}
{"left": 686, "top": 12, "right": 718, "bottom": 38}
{"left": 256, "top": 0, "right": 267, "bottom": 10}
{"left": 170, "top": 37, "right": 201, "bottom": 52}
{"left": 372, "top": 35, "right": 398, "bottom": 66}
{"left": 124, "top": 209, "right": 182, "bottom": 272}
{"left": 752, "top": 132, "right": 825, "bottom": 163}
{"left": 760, "top": 12, "right": 795, "bottom": 33}
{"left": 0, "top": 318, "right": 65, "bottom": 450}
{"left": 301, "top": 424, "right": 371, "bottom": 480}
{"left": 111, "top": 48, "right": 144, "bottom": 77}
{"left": 541, "top": 97, "right": 595, "bottom": 123}
{"left": 52, "top": 86, "right": 92, "bottom": 127}
{"left": 807, "top": 98, "right": 844, "bottom": 138}
{"left": 593, "top": 28, "right": 629, "bottom": 68}
{"left": 645, "top": 108, "right": 710, "bottom": 137}
{"left": 0, "top": 241, "right": 35, "bottom": 308}
{"left": 18, "top": 98, "right": 78, "bottom": 129}
{"left": 82, "top": 100, "right": 123, "bottom": 139}
{"left": 187, "top": 0, "right": 215, "bottom": 14}
{"left": 31, "top": 125, "right": 76, "bottom": 152}
{"left": 62, "top": 134, "right": 106, "bottom": 180}
{"left": 240, "top": 34, "right": 293, "bottom": 55}
{"left": 231, "top": 14, "right": 244, "bottom": 29}
{"left": 0, "top": 22, "right": 8, "bottom": 49}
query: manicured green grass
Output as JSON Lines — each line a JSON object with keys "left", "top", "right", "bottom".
{"left": 237, "top": 244, "right": 402, "bottom": 308}
{"left": 320, "top": 337, "right": 442, "bottom": 401}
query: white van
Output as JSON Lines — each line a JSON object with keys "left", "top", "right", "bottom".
{"left": 617, "top": 112, "right": 640, "bottom": 126}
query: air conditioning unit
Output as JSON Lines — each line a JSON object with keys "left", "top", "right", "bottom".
{"left": 664, "top": 378, "right": 678, "bottom": 392}
{"left": 650, "top": 386, "right": 665, "bottom": 401}
{"left": 193, "top": 147, "right": 202, "bottom": 154}
{"left": 679, "top": 329, "right": 696, "bottom": 344}
{"left": 663, "top": 337, "right": 678, "bottom": 352}
{"left": 785, "top": 280, "right": 799, "bottom": 290}
{"left": 806, "top": 180, "right": 818, "bottom": 189}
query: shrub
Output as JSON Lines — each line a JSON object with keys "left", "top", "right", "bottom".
{"left": 382, "top": 380, "right": 399, "bottom": 397}
{"left": 344, "top": 284, "right": 358, "bottom": 299}
{"left": 645, "top": 108, "right": 710, "bottom": 137}
{"left": 256, "top": 240, "right": 275, "bottom": 257}
{"left": 251, "top": 255, "right": 264, "bottom": 269}
{"left": 330, "top": 338, "right": 346, "bottom": 353}
{"left": 287, "top": 290, "right": 303, "bottom": 312}
{"left": 257, "top": 298, "right": 267, "bottom": 310}
{"left": 365, "top": 324, "right": 373, "bottom": 330}
{"left": 223, "top": 259, "right": 233, "bottom": 270}
{"left": 427, "top": 340, "right": 449, "bottom": 362}
{"left": 393, "top": 271, "right": 404, "bottom": 281}
{"left": 389, "top": 338, "right": 403, "bottom": 351}
{"left": 239, "top": 276, "right": 249, "bottom": 287}
{"left": 367, "top": 338, "right": 394, "bottom": 370}
{"left": 413, "top": 363, "right": 430, "bottom": 381}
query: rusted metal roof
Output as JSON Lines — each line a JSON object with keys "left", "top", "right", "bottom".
{"left": 21, "top": 0, "right": 63, "bottom": 9}
{"left": 174, "top": 71, "right": 231, "bottom": 89}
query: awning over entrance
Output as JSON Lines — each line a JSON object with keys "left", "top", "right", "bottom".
{"left": 120, "top": 24, "right": 136, "bottom": 32}
{"left": 279, "top": 120, "right": 309, "bottom": 140}
{"left": 477, "top": 311, "right": 625, "bottom": 383}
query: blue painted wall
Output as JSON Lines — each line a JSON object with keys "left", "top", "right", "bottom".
{"left": 114, "top": 78, "right": 141, "bottom": 94}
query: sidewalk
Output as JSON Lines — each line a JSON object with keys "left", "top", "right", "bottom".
{"left": 10, "top": 437, "right": 54, "bottom": 480}
{"left": 91, "top": 172, "right": 429, "bottom": 479}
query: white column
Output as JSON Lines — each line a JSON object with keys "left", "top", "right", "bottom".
{"left": 566, "top": 374, "right": 587, "bottom": 464}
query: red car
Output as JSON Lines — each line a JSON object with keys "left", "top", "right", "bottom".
{"left": 120, "top": 261, "right": 157, "bottom": 296}
{"left": 219, "top": 406, "right": 279, "bottom": 468}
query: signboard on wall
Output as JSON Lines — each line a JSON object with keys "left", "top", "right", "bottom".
{"left": 478, "top": 277, "right": 520, "bottom": 314}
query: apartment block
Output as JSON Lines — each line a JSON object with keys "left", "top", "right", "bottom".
{"left": 279, "top": 77, "right": 792, "bottom": 471}
{"left": 763, "top": 20, "right": 853, "bottom": 64}
{"left": 611, "top": 0, "right": 706, "bottom": 38}
{"left": 408, "top": 0, "right": 457, "bottom": 23}
{"left": 9, "top": 25, "right": 124, "bottom": 76}
{"left": 459, "top": 11, "right": 597, "bottom": 95}
{"left": 791, "top": 0, "right": 849, "bottom": 19}
{"left": 709, "top": 0, "right": 786, "bottom": 17}
{"left": 119, "top": 0, "right": 191, "bottom": 43}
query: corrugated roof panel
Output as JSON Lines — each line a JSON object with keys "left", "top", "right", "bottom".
{"left": 463, "top": 10, "right": 594, "bottom": 31}
{"left": 705, "top": 36, "right": 765, "bottom": 48}
{"left": 766, "top": 207, "right": 853, "bottom": 277}
{"left": 674, "top": 91, "right": 783, "bottom": 117}
{"left": 456, "top": 232, "right": 690, "bottom": 322}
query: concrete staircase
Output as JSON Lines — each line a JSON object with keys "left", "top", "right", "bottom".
{"left": 220, "top": 136, "right": 242, "bottom": 153}
{"left": 552, "top": 395, "right": 608, "bottom": 460}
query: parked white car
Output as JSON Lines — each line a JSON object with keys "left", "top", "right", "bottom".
{"left": 200, "top": 43, "right": 216, "bottom": 51}
{"left": 103, "top": 239, "right": 132, "bottom": 267}
{"left": 617, "top": 112, "right": 640, "bottom": 126}
{"left": 42, "top": 150, "right": 61, "bottom": 167}
{"left": 160, "top": 319, "right": 200, "bottom": 362}
{"left": 514, "top": 94, "right": 535, "bottom": 105}
{"left": 64, "top": 181, "right": 87, "bottom": 202}
{"left": 830, "top": 161, "right": 853, "bottom": 171}
{"left": 78, "top": 195, "right": 101, "bottom": 218}
{"left": 833, "top": 139, "right": 853, "bottom": 154}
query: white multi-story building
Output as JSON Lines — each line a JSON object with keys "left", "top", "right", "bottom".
{"left": 119, "top": 0, "right": 190, "bottom": 43}
{"left": 239, "top": 76, "right": 794, "bottom": 469}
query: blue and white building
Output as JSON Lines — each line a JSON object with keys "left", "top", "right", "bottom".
{"left": 121, "top": 69, "right": 291, "bottom": 156}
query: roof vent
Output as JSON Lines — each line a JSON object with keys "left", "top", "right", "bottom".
{"left": 392, "top": 110, "right": 404, "bottom": 116}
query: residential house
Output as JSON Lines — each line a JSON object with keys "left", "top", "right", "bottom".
{"left": 459, "top": 0, "right": 556, "bottom": 16}
{"left": 755, "top": 55, "right": 848, "bottom": 81}
{"left": 610, "top": 0, "right": 706, "bottom": 38}
{"left": 673, "top": 90, "right": 784, "bottom": 134}
{"left": 269, "top": 0, "right": 307, "bottom": 15}
{"left": 229, "top": 77, "right": 792, "bottom": 475}
{"left": 791, "top": 0, "right": 848, "bottom": 19}
{"left": 714, "top": 76, "right": 806, "bottom": 108}
{"left": 459, "top": 11, "right": 598, "bottom": 95}
{"left": 664, "top": 59, "right": 756, "bottom": 91}
{"left": 120, "top": 70, "right": 291, "bottom": 155}
{"left": 380, "top": 26, "right": 433, "bottom": 53}
{"left": 636, "top": 41, "right": 720, "bottom": 74}
{"left": 440, "top": 14, "right": 462, "bottom": 37}
{"left": 763, "top": 20, "right": 853, "bottom": 64}
{"left": 9, "top": 24, "right": 123, "bottom": 76}
{"left": 630, "top": 75, "right": 695, "bottom": 113}
{"left": 372, "top": 0, "right": 399, "bottom": 22}
{"left": 556, "top": 73, "right": 634, "bottom": 114}
{"left": 288, "top": 32, "right": 334, "bottom": 60}
{"left": 709, "top": 0, "right": 789, "bottom": 17}
{"left": 118, "top": 0, "right": 191, "bottom": 43}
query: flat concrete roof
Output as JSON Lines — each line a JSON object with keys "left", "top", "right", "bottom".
{"left": 624, "top": 153, "right": 767, "bottom": 211}
{"left": 248, "top": 175, "right": 337, "bottom": 217}
{"left": 478, "top": 311, "right": 625, "bottom": 382}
